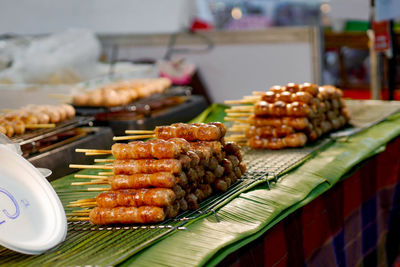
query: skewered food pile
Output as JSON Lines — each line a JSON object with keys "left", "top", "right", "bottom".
{"left": 225, "top": 83, "right": 350, "bottom": 149}
{"left": 69, "top": 122, "right": 246, "bottom": 225}
{"left": 72, "top": 77, "right": 172, "bottom": 107}
{"left": 0, "top": 104, "right": 76, "bottom": 138}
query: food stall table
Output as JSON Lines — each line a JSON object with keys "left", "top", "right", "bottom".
{"left": 1, "top": 104, "right": 400, "bottom": 266}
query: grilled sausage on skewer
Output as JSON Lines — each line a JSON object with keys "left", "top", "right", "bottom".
{"left": 155, "top": 123, "right": 225, "bottom": 141}
{"left": 113, "top": 159, "right": 182, "bottom": 175}
{"left": 96, "top": 189, "right": 176, "bottom": 208}
{"left": 115, "top": 138, "right": 189, "bottom": 159}
{"left": 109, "top": 172, "right": 177, "bottom": 189}
{"left": 89, "top": 206, "right": 165, "bottom": 225}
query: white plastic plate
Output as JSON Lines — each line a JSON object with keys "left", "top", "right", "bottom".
{"left": 0, "top": 146, "right": 67, "bottom": 254}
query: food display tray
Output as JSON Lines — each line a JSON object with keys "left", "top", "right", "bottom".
{"left": 102, "top": 95, "right": 208, "bottom": 136}
{"left": 28, "top": 127, "right": 114, "bottom": 181}
{"left": 73, "top": 86, "right": 192, "bottom": 117}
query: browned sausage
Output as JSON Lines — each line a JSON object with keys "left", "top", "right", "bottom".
{"left": 187, "top": 150, "right": 200, "bottom": 168}
{"left": 224, "top": 142, "right": 243, "bottom": 161}
{"left": 96, "top": 189, "right": 176, "bottom": 208}
{"left": 113, "top": 159, "right": 182, "bottom": 174}
{"left": 164, "top": 202, "right": 180, "bottom": 218}
{"left": 186, "top": 193, "right": 199, "bottom": 210}
{"left": 214, "top": 179, "right": 228, "bottom": 192}
{"left": 155, "top": 123, "right": 223, "bottom": 141}
{"left": 179, "top": 198, "right": 188, "bottom": 211}
{"left": 89, "top": 206, "right": 165, "bottom": 225}
{"left": 109, "top": 173, "right": 176, "bottom": 189}
{"left": 114, "top": 140, "right": 182, "bottom": 159}
{"left": 172, "top": 185, "right": 185, "bottom": 199}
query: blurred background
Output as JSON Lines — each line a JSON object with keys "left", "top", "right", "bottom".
{"left": 0, "top": 0, "right": 399, "bottom": 103}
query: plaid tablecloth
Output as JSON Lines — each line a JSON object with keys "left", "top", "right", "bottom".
{"left": 218, "top": 136, "right": 400, "bottom": 267}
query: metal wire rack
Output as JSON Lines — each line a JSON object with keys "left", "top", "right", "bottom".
{"left": 242, "top": 138, "right": 333, "bottom": 185}
{"left": 66, "top": 137, "right": 332, "bottom": 232}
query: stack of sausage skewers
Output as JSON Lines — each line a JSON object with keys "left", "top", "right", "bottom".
{"left": 72, "top": 77, "right": 172, "bottom": 107}
{"left": 69, "top": 122, "right": 246, "bottom": 225}
{"left": 224, "top": 83, "right": 350, "bottom": 149}
{"left": 0, "top": 104, "right": 76, "bottom": 138}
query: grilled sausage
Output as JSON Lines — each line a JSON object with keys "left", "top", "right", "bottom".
{"left": 89, "top": 206, "right": 165, "bottom": 225}
{"left": 113, "top": 159, "right": 182, "bottom": 174}
{"left": 109, "top": 173, "right": 177, "bottom": 189}
{"left": 96, "top": 189, "right": 176, "bottom": 208}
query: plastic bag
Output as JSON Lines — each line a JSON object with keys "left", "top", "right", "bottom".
{"left": 0, "top": 29, "right": 101, "bottom": 84}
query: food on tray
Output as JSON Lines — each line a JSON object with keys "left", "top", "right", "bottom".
{"left": 72, "top": 77, "right": 172, "bottom": 107}
{"left": 225, "top": 83, "right": 350, "bottom": 149}
{"left": 111, "top": 122, "right": 227, "bottom": 142}
{"left": 69, "top": 122, "right": 246, "bottom": 225}
{"left": 0, "top": 104, "right": 76, "bottom": 138}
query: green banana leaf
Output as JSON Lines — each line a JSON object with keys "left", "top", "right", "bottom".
{"left": 2, "top": 103, "right": 400, "bottom": 267}
{"left": 122, "top": 107, "right": 400, "bottom": 267}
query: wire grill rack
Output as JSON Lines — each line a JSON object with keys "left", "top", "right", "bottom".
{"left": 0, "top": 138, "right": 332, "bottom": 266}
{"left": 242, "top": 138, "right": 333, "bottom": 184}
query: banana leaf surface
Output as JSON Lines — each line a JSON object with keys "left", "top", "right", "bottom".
{"left": 1, "top": 104, "right": 400, "bottom": 267}
{"left": 122, "top": 105, "right": 400, "bottom": 267}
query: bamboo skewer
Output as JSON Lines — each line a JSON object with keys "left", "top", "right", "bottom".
{"left": 69, "top": 211, "right": 91, "bottom": 215}
{"left": 125, "top": 130, "right": 155, "bottom": 134}
{"left": 85, "top": 152, "right": 110, "bottom": 156}
{"left": 224, "top": 117, "right": 250, "bottom": 123}
{"left": 25, "top": 123, "right": 56, "bottom": 129}
{"left": 71, "top": 198, "right": 96, "bottom": 203}
{"left": 69, "top": 164, "right": 113, "bottom": 170}
{"left": 99, "top": 172, "right": 114, "bottom": 176}
{"left": 74, "top": 174, "right": 108, "bottom": 179}
{"left": 76, "top": 149, "right": 112, "bottom": 154}
{"left": 71, "top": 180, "right": 109, "bottom": 186}
{"left": 68, "top": 217, "right": 90, "bottom": 221}
{"left": 66, "top": 213, "right": 90, "bottom": 217}
{"left": 224, "top": 99, "right": 257, "bottom": 105}
{"left": 94, "top": 159, "right": 114, "bottom": 163}
{"left": 67, "top": 202, "right": 97, "bottom": 208}
{"left": 229, "top": 124, "right": 249, "bottom": 130}
{"left": 228, "top": 134, "right": 246, "bottom": 139}
{"left": 113, "top": 134, "right": 155, "bottom": 141}
{"left": 88, "top": 187, "right": 111, "bottom": 191}
{"left": 224, "top": 113, "right": 252, "bottom": 117}
{"left": 227, "top": 106, "right": 255, "bottom": 111}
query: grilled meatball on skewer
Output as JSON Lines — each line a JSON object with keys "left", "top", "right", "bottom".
{"left": 254, "top": 101, "right": 313, "bottom": 117}
{"left": 248, "top": 115, "right": 310, "bottom": 131}
{"left": 249, "top": 133, "right": 307, "bottom": 149}
{"left": 245, "top": 125, "right": 295, "bottom": 138}
{"left": 261, "top": 91, "right": 314, "bottom": 104}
